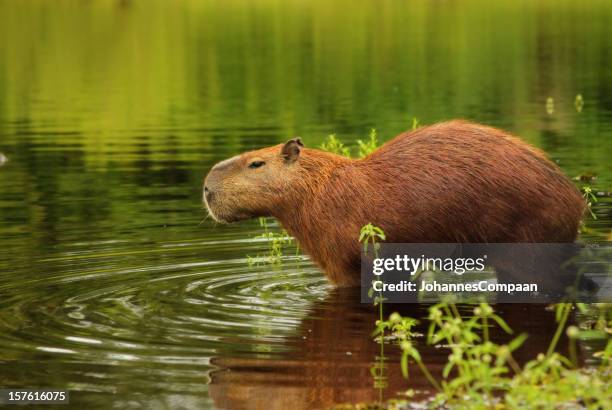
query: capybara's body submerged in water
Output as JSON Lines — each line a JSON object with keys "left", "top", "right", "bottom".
{"left": 204, "top": 120, "right": 585, "bottom": 286}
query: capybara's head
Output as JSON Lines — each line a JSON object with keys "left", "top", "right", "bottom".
{"left": 203, "top": 138, "right": 305, "bottom": 223}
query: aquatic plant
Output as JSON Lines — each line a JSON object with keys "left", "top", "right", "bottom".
{"left": 373, "top": 302, "right": 611, "bottom": 409}
{"left": 357, "top": 128, "right": 380, "bottom": 158}
{"left": 321, "top": 120, "right": 422, "bottom": 160}
{"left": 323, "top": 119, "right": 423, "bottom": 159}
{"left": 247, "top": 217, "right": 293, "bottom": 266}
{"left": 575, "top": 94, "right": 584, "bottom": 112}
{"left": 360, "top": 223, "right": 388, "bottom": 403}
{"left": 359, "top": 223, "right": 386, "bottom": 257}
{"left": 320, "top": 128, "right": 381, "bottom": 159}
{"left": 546, "top": 97, "right": 555, "bottom": 115}
{"left": 320, "top": 133, "right": 351, "bottom": 157}
{"left": 360, "top": 222, "right": 387, "bottom": 334}
{"left": 582, "top": 186, "right": 598, "bottom": 220}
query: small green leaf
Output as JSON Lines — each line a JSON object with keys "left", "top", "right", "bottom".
{"left": 491, "top": 315, "right": 513, "bottom": 334}
{"left": 401, "top": 353, "right": 409, "bottom": 379}
{"left": 443, "top": 361, "right": 455, "bottom": 378}
{"left": 508, "top": 333, "right": 528, "bottom": 352}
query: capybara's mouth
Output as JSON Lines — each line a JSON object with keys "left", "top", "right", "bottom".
{"left": 207, "top": 212, "right": 247, "bottom": 224}
{"left": 216, "top": 211, "right": 252, "bottom": 224}
{"left": 202, "top": 192, "right": 224, "bottom": 223}
{"left": 203, "top": 198, "right": 247, "bottom": 224}
{"left": 204, "top": 203, "right": 225, "bottom": 224}
{"left": 207, "top": 210, "right": 229, "bottom": 224}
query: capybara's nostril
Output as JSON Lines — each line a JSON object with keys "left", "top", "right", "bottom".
{"left": 204, "top": 186, "right": 213, "bottom": 202}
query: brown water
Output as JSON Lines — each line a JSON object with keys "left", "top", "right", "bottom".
{"left": 0, "top": 1, "right": 611, "bottom": 409}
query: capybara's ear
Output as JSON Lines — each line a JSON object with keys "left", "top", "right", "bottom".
{"left": 281, "top": 137, "right": 303, "bottom": 162}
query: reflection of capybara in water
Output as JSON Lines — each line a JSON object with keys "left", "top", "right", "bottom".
{"left": 204, "top": 120, "right": 585, "bottom": 286}
{"left": 208, "top": 289, "right": 571, "bottom": 410}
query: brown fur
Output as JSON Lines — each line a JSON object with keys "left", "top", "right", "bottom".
{"left": 204, "top": 120, "right": 586, "bottom": 286}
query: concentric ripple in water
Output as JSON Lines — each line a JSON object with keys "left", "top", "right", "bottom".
{"left": 0, "top": 229, "right": 329, "bottom": 408}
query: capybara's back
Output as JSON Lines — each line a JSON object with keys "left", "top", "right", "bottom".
{"left": 360, "top": 120, "right": 585, "bottom": 244}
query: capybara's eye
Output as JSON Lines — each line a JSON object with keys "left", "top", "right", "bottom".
{"left": 248, "top": 161, "right": 265, "bottom": 169}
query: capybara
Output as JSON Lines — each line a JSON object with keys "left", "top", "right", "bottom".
{"left": 203, "top": 120, "right": 586, "bottom": 286}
